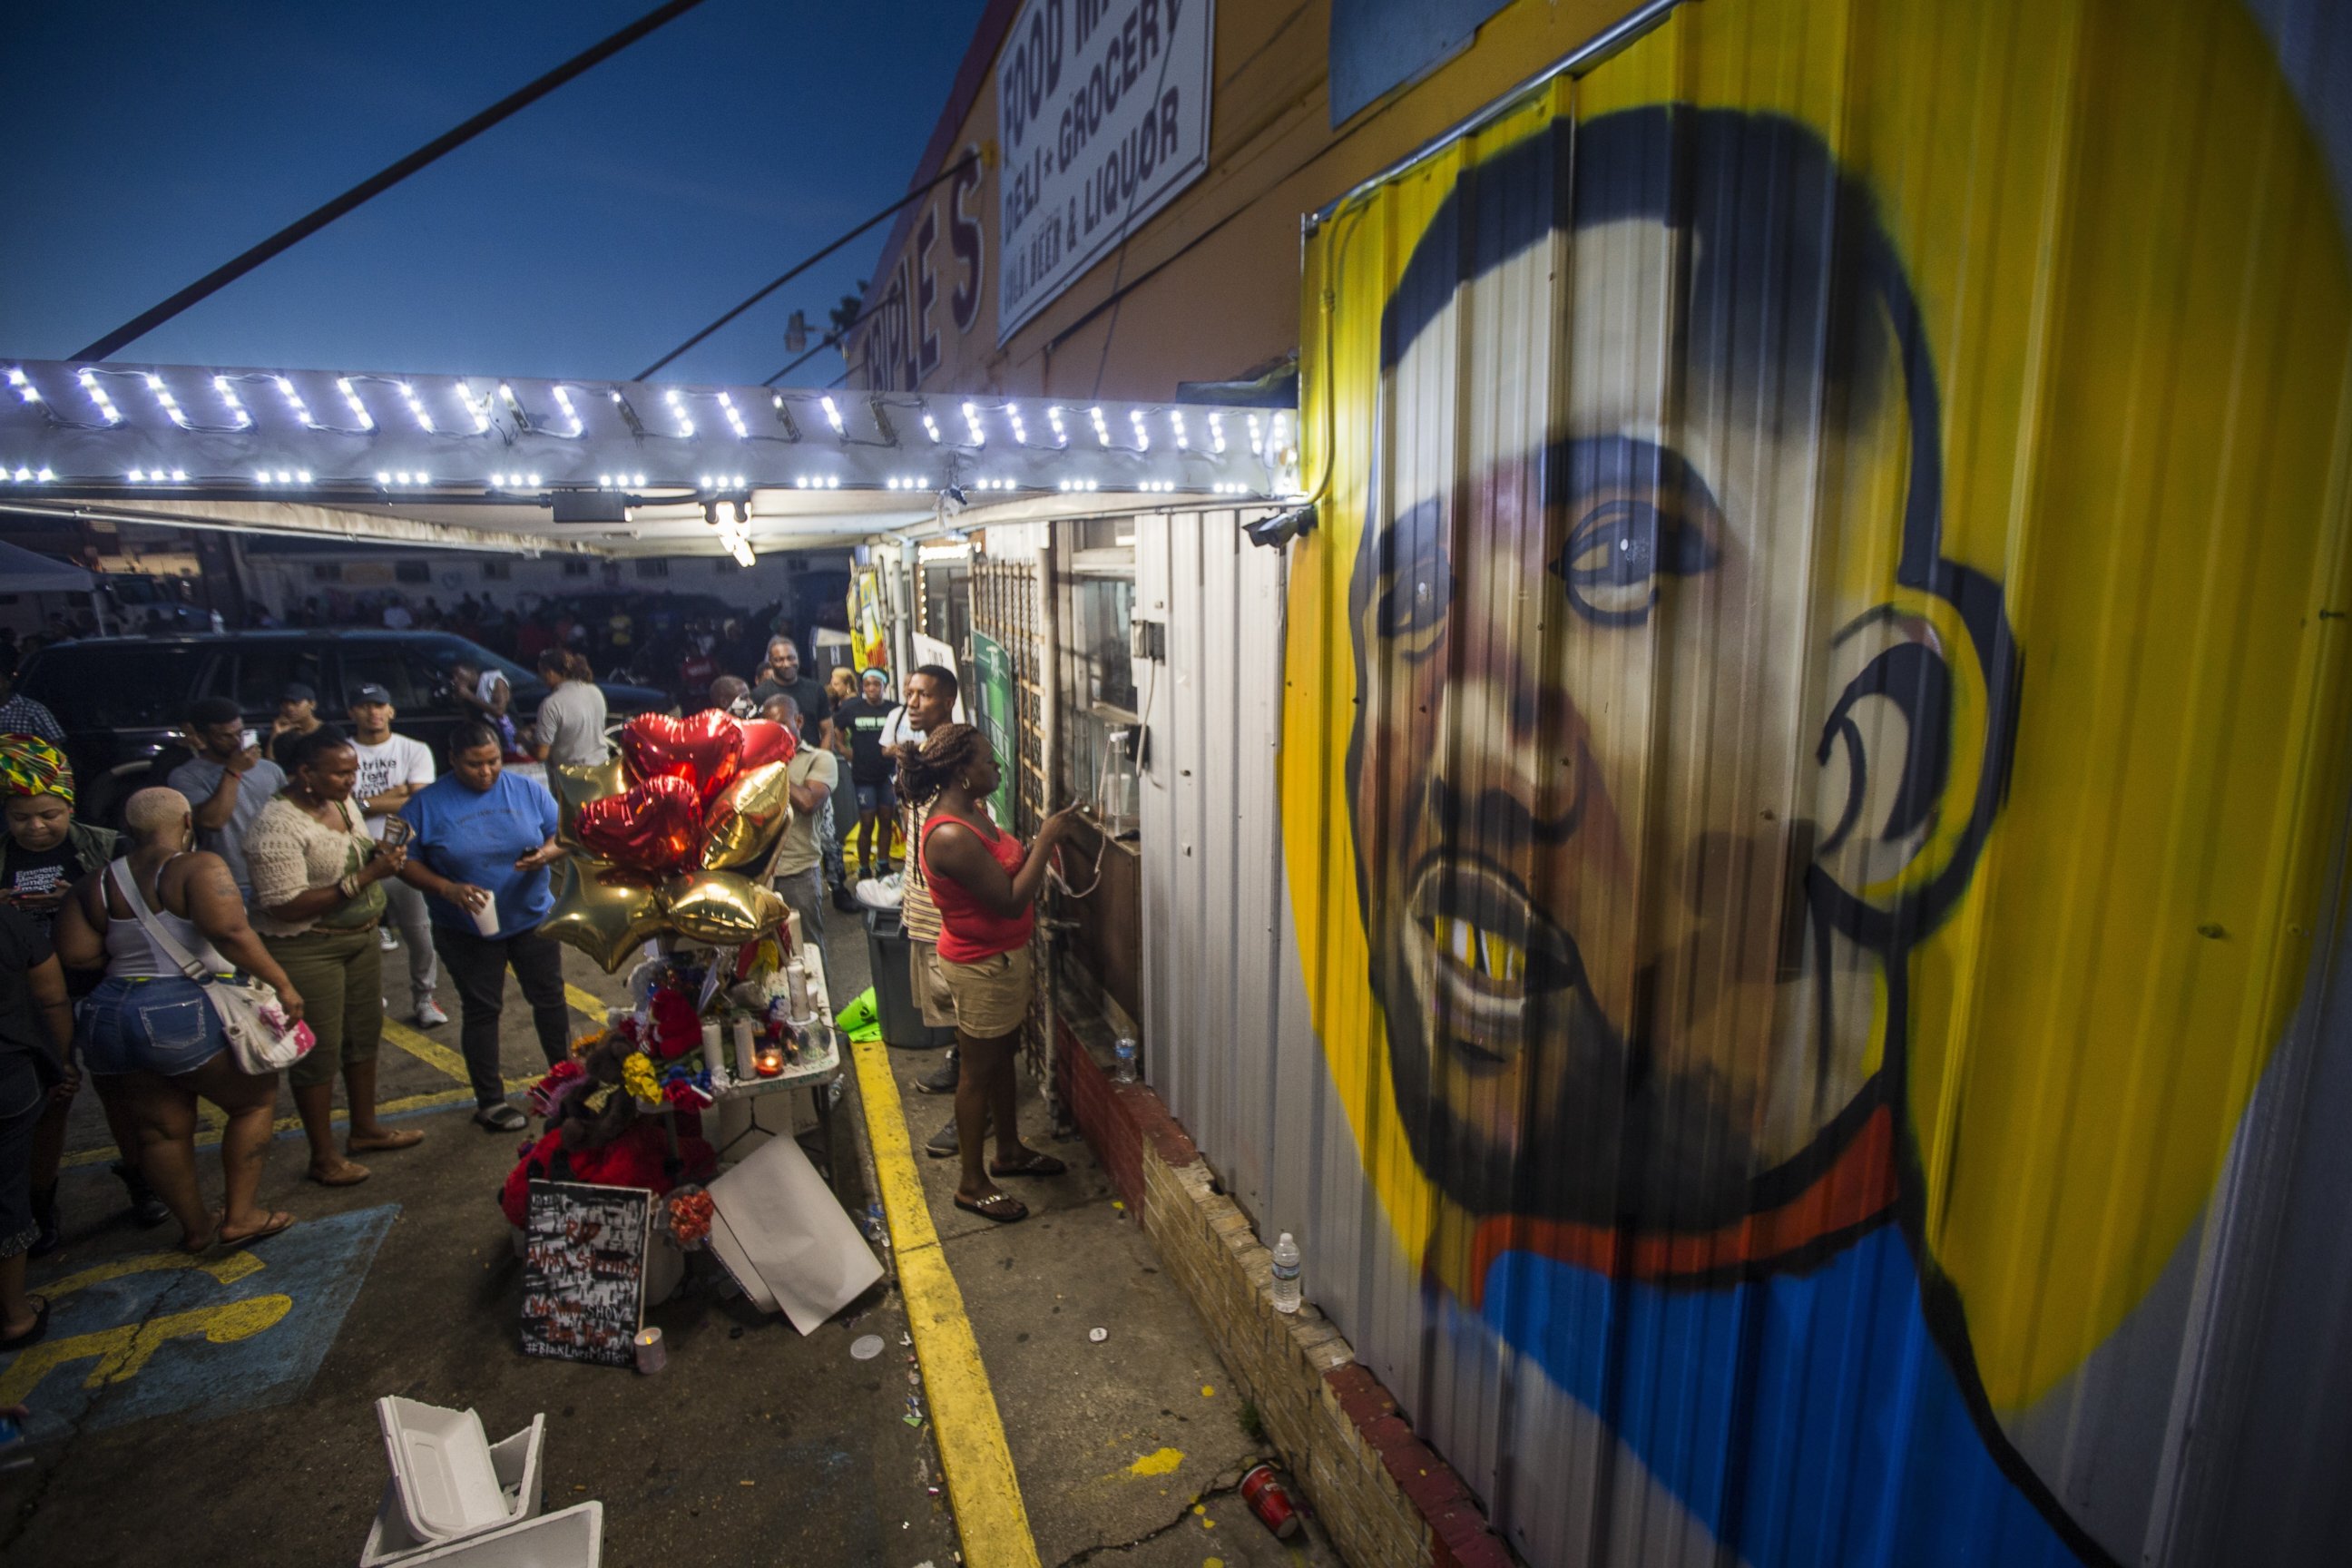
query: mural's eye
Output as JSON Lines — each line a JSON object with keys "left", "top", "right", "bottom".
{"left": 1549, "top": 449, "right": 1720, "bottom": 627}
{"left": 1372, "top": 502, "right": 1452, "bottom": 656}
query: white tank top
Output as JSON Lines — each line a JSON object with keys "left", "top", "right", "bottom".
{"left": 104, "top": 857, "right": 231, "bottom": 978}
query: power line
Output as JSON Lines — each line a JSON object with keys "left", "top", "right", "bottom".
{"left": 763, "top": 299, "right": 881, "bottom": 386}
{"left": 634, "top": 152, "right": 976, "bottom": 380}
{"left": 73, "top": 0, "right": 714, "bottom": 363}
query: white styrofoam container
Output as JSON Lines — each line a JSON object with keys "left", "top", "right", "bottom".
{"left": 363, "top": 1415, "right": 546, "bottom": 1564}
{"left": 377, "top": 1398, "right": 538, "bottom": 1545}
{"left": 370, "top": 1501, "right": 601, "bottom": 1566}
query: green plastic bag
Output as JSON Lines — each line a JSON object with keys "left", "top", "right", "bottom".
{"left": 836, "top": 987, "right": 878, "bottom": 1036}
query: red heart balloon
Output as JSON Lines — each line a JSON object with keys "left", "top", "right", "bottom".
{"left": 574, "top": 775, "right": 705, "bottom": 876}
{"left": 620, "top": 710, "right": 742, "bottom": 804}
{"left": 737, "top": 719, "right": 797, "bottom": 769}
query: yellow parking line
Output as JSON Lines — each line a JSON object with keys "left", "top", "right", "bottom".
{"left": 850, "top": 1033, "right": 1038, "bottom": 1568}
{"left": 382, "top": 1017, "right": 473, "bottom": 1084}
{"left": 567, "top": 984, "right": 612, "bottom": 1019}
{"left": 63, "top": 1076, "right": 540, "bottom": 1167}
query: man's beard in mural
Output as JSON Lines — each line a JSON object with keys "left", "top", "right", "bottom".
{"left": 1364, "top": 773, "right": 1766, "bottom": 1229}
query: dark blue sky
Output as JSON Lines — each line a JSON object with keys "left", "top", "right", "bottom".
{"left": 1, "top": 1, "right": 979, "bottom": 387}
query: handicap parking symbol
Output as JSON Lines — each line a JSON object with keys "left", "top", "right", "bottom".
{"left": 1, "top": 1204, "right": 397, "bottom": 1439}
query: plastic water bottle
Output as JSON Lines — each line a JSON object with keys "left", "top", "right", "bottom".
{"left": 1270, "top": 1231, "right": 1301, "bottom": 1313}
{"left": 1112, "top": 1033, "right": 1139, "bottom": 1083}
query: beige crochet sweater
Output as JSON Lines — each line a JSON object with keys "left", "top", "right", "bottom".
{"left": 245, "top": 795, "right": 373, "bottom": 936}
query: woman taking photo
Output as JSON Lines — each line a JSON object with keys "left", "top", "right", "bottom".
{"left": 397, "top": 720, "right": 569, "bottom": 1132}
{"left": 245, "top": 729, "right": 421, "bottom": 1186}
{"left": 895, "top": 723, "right": 1076, "bottom": 1224}
{"left": 55, "top": 788, "right": 301, "bottom": 1257}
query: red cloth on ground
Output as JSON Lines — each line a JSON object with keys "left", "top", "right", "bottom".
{"left": 497, "top": 1119, "right": 717, "bottom": 1229}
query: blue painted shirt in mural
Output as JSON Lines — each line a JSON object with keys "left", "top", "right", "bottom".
{"left": 1481, "top": 1229, "right": 2080, "bottom": 1567}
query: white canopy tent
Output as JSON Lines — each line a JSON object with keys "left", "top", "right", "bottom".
{"left": 0, "top": 537, "right": 93, "bottom": 593}
{"left": 0, "top": 358, "right": 1298, "bottom": 558}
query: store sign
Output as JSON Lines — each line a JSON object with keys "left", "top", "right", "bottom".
{"left": 995, "top": 0, "right": 1213, "bottom": 343}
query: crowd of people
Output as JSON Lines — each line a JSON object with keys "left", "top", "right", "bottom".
{"left": 0, "top": 621, "right": 1085, "bottom": 1349}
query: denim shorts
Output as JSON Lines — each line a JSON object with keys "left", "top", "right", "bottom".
{"left": 856, "top": 779, "right": 897, "bottom": 814}
{"left": 78, "top": 975, "right": 228, "bottom": 1077}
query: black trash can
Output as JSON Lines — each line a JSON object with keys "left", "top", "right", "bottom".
{"left": 864, "top": 905, "right": 956, "bottom": 1049}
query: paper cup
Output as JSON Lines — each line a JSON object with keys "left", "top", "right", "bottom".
{"left": 470, "top": 891, "right": 499, "bottom": 937}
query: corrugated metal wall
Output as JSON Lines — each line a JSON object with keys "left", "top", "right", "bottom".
{"left": 1137, "top": 2, "right": 2352, "bottom": 1564}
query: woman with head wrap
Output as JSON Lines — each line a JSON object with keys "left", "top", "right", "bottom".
{"left": 0, "top": 738, "right": 165, "bottom": 1251}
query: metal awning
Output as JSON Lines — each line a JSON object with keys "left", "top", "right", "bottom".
{"left": 0, "top": 359, "right": 1298, "bottom": 556}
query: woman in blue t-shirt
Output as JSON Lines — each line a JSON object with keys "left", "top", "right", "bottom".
{"left": 396, "top": 721, "right": 566, "bottom": 1132}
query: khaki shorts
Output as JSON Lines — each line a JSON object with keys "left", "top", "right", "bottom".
{"left": 934, "top": 946, "right": 1033, "bottom": 1038}
{"left": 908, "top": 939, "right": 956, "bottom": 1029}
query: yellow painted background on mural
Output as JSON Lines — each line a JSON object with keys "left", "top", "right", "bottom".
{"left": 1288, "top": 0, "right": 2352, "bottom": 1415}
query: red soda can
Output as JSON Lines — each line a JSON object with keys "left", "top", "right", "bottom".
{"left": 1240, "top": 1463, "right": 1300, "bottom": 1539}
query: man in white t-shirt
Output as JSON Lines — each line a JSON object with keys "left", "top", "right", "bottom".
{"left": 349, "top": 683, "right": 448, "bottom": 1026}
{"left": 382, "top": 596, "right": 414, "bottom": 630}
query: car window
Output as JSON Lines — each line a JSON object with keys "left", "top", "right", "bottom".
{"left": 230, "top": 645, "right": 331, "bottom": 714}
{"left": 338, "top": 644, "right": 424, "bottom": 712}
{"left": 19, "top": 643, "right": 222, "bottom": 727}
{"left": 411, "top": 635, "right": 545, "bottom": 707}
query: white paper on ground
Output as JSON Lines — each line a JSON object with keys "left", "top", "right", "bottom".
{"left": 707, "top": 1135, "right": 882, "bottom": 1335}
{"left": 702, "top": 1204, "right": 779, "bottom": 1314}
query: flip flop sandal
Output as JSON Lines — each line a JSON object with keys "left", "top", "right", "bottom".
{"left": 308, "top": 1162, "right": 372, "bottom": 1187}
{"left": 218, "top": 1212, "right": 297, "bottom": 1249}
{"left": 0, "top": 1294, "right": 50, "bottom": 1351}
{"left": 987, "top": 1152, "right": 1068, "bottom": 1179}
{"left": 953, "top": 1191, "right": 1029, "bottom": 1224}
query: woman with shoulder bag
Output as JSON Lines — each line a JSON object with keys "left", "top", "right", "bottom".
{"left": 54, "top": 788, "right": 302, "bottom": 1253}
{"left": 247, "top": 729, "right": 421, "bottom": 1187}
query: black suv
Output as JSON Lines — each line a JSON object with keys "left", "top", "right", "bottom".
{"left": 18, "top": 631, "right": 672, "bottom": 823}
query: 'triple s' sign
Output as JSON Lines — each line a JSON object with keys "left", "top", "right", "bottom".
{"left": 995, "top": 0, "right": 1213, "bottom": 343}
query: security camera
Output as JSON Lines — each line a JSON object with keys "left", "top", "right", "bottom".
{"left": 1242, "top": 504, "right": 1316, "bottom": 549}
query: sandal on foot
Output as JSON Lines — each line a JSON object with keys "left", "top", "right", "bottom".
{"left": 953, "top": 1191, "right": 1029, "bottom": 1224}
{"left": 218, "top": 1210, "right": 297, "bottom": 1249}
{"left": 347, "top": 1127, "right": 425, "bottom": 1153}
{"left": 307, "top": 1161, "right": 371, "bottom": 1187}
{"left": 0, "top": 1295, "right": 51, "bottom": 1351}
{"left": 987, "top": 1151, "right": 1067, "bottom": 1178}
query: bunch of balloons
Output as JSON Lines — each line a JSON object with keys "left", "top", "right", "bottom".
{"left": 541, "top": 710, "right": 799, "bottom": 970}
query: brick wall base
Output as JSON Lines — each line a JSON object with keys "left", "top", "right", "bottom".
{"left": 1055, "top": 1024, "right": 1517, "bottom": 1568}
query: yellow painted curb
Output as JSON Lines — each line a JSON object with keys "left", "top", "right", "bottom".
{"left": 850, "top": 1033, "right": 1040, "bottom": 1568}
{"left": 383, "top": 1017, "right": 474, "bottom": 1084}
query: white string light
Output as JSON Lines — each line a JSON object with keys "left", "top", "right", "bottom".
{"left": 1088, "top": 407, "right": 1110, "bottom": 446}
{"left": 77, "top": 369, "right": 122, "bottom": 425}
{"left": 6, "top": 369, "right": 41, "bottom": 405}
{"left": 961, "top": 402, "right": 986, "bottom": 446}
{"left": 274, "top": 375, "right": 315, "bottom": 426}
{"left": 1208, "top": 412, "right": 1225, "bottom": 454}
{"left": 819, "top": 396, "right": 845, "bottom": 436}
{"left": 663, "top": 388, "right": 695, "bottom": 437}
{"left": 211, "top": 375, "right": 251, "bottom": 429}
{"left": 335, "top": 377, "right": 376, "bottom": 431}
{"left": 718, "top": 392, "right": 750, "bottom": 439}
{"left": 1046, "top": 406, "right": 1068, "bottom": 446}
{"left": 549, "top": 386, "right": 584, "bottom": 436}
{"left": 1006, "top": 404, "right": 1028, "bottom": 444}
{"left": 1128, "top": 408, "right": 1151, "bottom": 452}
{"left": 1170, "top": 410, "right": 1187, "bottom": 450}
{"left": 398, "top": 382, "right": 436, "bottom": 433}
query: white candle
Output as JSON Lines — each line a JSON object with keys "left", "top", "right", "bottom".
{"left": 700, "top": 1023, "right": 726, "bottom": 1083}
{"left": 731, "top": 1017, "right": 758, "bottom": 1080}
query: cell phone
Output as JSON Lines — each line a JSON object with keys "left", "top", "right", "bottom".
{"left": 240, "top": 728, "right": 260, "bottom": 751}
{"left": 377, "top": 816, "right": 414, "bottom": 851}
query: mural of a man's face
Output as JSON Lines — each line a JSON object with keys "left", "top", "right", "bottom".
{"left": 1348, "top": 113, "right": 1974, "bottom": 1229}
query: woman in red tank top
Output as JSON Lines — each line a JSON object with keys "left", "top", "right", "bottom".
{"left": 896, "top": 724, "right": 1077, "bottom": 1224}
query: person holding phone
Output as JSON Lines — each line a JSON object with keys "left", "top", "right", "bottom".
{"left": 397, "top": 721, "right": 568, "bottom": 1132}
{"left": 0, "top": 737, "right": 167, "bottom": 1250}
{"left": 246, "top": 729, "right": 420, "bottom": 1187}
{"left": 893, "top": 723, "right": 1079, "bottom": 1225}
{"left": 167, "top": 697, "right": 286, "bottom": 906}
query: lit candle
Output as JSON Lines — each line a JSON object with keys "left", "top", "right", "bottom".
{"left": 756, "top": 1046, "right": 783, "bottom": 1079}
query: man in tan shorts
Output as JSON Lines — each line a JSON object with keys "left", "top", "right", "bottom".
{"left": 893, "top": 665, "right": 968, "bottom": 1155}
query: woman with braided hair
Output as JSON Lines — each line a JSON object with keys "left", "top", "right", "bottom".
{"left": 0, "top": 737, "right": 172, "bottom": 1251}
{"left": 895, "top": 723, "right": 1078, "bottom": 1223}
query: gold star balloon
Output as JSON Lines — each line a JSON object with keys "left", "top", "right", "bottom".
{"left": 541, "top": 852, "right": 669, "bottom": 972}
{"left": 702, "top": 760, "right": 794, "bottom": 872}
{"left": 662, "top": 870, "right": 787, "bottom": 946}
